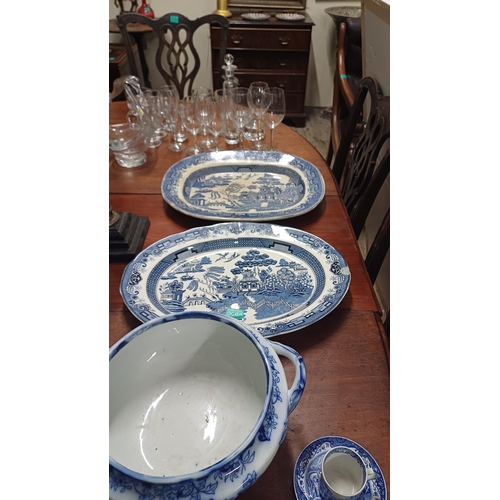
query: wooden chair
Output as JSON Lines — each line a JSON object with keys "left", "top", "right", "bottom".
{"left": 116, "top": 12, "right": 230, "bottom": 98}
{"left": 332, "top": 76, "right": 389, "bottom": 237}
{"left": 332, "top": 76, "right": 390, "bottom": 344}
{"left": 327, "top": 17, "right": 363, "bottom": 165}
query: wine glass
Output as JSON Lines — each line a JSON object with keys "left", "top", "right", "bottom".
{"left": 163, "top": 95, "right": 185, "bottom": 152}
{"left": 262, "top": 87, "right": 286, "bottom": 151}
{"left": 214, "top": 89, "right": 238, "bottom": 146}
{"left": 160, "top": 84, "right": 187, "bottom": 142}
{"left": 192, "top": 87, "right": 216, "bottom": 150}
{"left": 143, "top": 89, "right": 167, "bottom": 141}
{"left": 180, "top": 96, "right": 202, "bottom": 156}
{"left": 205, "top": 95, "right": 226, "bottom": 152}
{"left": 228, "top": 87, "right": 253, "bottom": 150}
{"left": 247, "top": 81, "right": 270, "bottom": 150}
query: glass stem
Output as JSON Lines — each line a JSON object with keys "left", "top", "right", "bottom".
{"left": 270, "top": 127, "right": 275, "bottom": 151}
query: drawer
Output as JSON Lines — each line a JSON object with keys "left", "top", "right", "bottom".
{"left": 221, "top": 72, "right": 308, "bottom": 93}
{"left": 212, "top": 49, "right": 309, "bottom": 72}
{"left": 212, "top": 27, "right": 311, "bottom": 51}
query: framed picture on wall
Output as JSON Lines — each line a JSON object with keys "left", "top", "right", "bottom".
{"left": 228, "top": 0, "right": 306, "bottom": 9}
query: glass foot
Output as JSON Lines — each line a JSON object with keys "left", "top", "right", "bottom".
{"left": 114, "top": 153, "right": 147, "bottom": 168}
{"left": 251, "top": 141, "right": 270, "bottom": 151}
{"left": 185, "top": 146, "right": 202, "bottom": 156}
{"left": 168, "top": 142, "right": 186, "bottom": 152}
{"left": 199, "top": 137, "right": 217, "bottom": 149}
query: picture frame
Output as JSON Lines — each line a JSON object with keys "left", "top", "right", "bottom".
{"left": 228, "top": 0, "right": 306, "bottom": 10}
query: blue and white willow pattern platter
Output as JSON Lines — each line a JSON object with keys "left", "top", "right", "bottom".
{"left": 120, "top": 222, "right": 350, "bottom": 337}
{"left": 160, "top": 150, "right": 326, "bottom": 221}
{"left": 293, "top": 437, "right": 386, "bottom": 500}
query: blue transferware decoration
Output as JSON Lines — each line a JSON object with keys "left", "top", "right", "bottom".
{"left": 161, "top": 150, "right": 326, "bottom": 221}
{"left": 293, "top": 436, "right": 386, "bottom": 500}
{"left": 120, "top": 222, "right": 351, "bottom": 337}
{"left": 109, "top": 312, "right": 306, "bottom": 500}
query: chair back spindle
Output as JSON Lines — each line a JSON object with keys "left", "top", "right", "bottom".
{"left": 332, "top": 77, "right": 390, "bottom": 239}
{"left": 332, "top": 77, "right": 390, "bottom": 341}
{"left": 117, "top": 12, "right": 230, "bottom": 98}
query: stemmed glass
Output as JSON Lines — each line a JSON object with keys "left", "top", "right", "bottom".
{"left": 192, "top": 87, "right": 216, "bottom": 151}
{"left": 214, "top": 89, "right": 238, "bottom": 146}
{"left": 247, "top": 81, "right": 270, "bottom": 150}
{"left": 160, "top": 85, "right": 187, "bottom": 143}
{"left": 262, "top": 87, "right": 286, "bottom": 152}
{"left": 143, "top": 89, "right": 167, "bottom": 142}
{"left": 163, "top": 95, "right": 185, "bottom": 152}
{"left": 180, "top": 96, "right": 202, "bottom": 156}
{"left": 228, "top": 87, "right": 253, "bottom": 150}
{"left": 205, "top": 95, "right": 226, "bottom": 152}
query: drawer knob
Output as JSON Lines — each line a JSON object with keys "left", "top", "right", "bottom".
{"left": 279, "top": 36, "right": 290, "bottom": 46}
{"left": 278, "top": 59, "right": 289, "bottom": 67}
{"left": 277, "top": 80, "right": 287, "bottom": 89}
{"left": 231, "top": 34, "right": 243, "bottom": 44}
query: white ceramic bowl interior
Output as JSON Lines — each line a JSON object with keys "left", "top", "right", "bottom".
{"left": 109, "top": 315, "right": 272, "bottom": 480}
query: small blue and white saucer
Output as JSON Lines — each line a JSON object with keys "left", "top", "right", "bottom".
{"left": 293, "top": 436, "right": 386, "bottom": 500}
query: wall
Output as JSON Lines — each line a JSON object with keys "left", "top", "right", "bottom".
{"left": 109, "top": 0, "right": 361, "bottom": 107}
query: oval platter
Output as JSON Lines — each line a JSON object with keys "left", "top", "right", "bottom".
{"left": 161, "top": 150, "right": 326, "bottom": 222}
{"left": 120, "top": 222, "right": 350, "bottom": 338}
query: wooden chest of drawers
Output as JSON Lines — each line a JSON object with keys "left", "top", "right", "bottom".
{"left": 210, "top": 12, "right": 314, "bottom": 127}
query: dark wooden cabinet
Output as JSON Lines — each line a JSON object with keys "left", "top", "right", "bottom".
{"left": 210, "top": 12, "right": 314, "bottom": 127}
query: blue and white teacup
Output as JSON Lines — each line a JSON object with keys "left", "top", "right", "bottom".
{"left": 319, "top": 446, "right": 378, "bottom": 500}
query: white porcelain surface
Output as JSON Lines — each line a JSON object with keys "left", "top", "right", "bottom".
{"left": 294, "top": 437, "right": 386, "bottom": 500}
{"left": 109, "top": 311, "right": 306, "bottom": 500}
{"left": 320, "top": 447, "right": 376, "bottom": 500}
{"left": 110, "top": 316, "right": 269, "bottom": 477}
{"left": 120, "top": 222, "right": 351, "bottom": 338}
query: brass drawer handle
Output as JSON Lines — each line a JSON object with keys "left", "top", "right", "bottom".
{"left": 279, "top": 36, "right": 290, "bottom": 46}
{"left": 231, "top": 34, "right": 243, "bottom": 44}
{"left": 278, "top": 59, "right": 289, "bottom": 67}
{"left": 276, "top": 80, "right": 287, "bottom": 89}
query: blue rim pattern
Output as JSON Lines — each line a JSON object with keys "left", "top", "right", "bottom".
{"left": 293, "top": 436, "right": 386, "bottom": 500}
{"left": 160, "top": 151, "right": 325, "bottom": 221}
{"left": 119, "top": 222, "right": 351, "bottom": 337}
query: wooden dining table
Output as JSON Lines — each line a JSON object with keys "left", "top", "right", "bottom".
{"left": 109, "top": 100, "right": 390, "bottom": 499}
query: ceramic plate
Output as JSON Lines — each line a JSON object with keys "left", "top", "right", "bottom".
{"left": 294, "top": 436, "right": 386, "bottom": 500}
{"left": 120, "top": 222, "right": 350, "bottom": 337}
{"left": 276, "top": 13, "right": 305, "bottom": 21}
{"left": 241, "top": 12, "right": 270, "bottom": 20}
{"left": 161, "top": 151, "right": 325, "bottom": 221}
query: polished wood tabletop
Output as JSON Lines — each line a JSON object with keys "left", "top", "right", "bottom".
{"left": 109, "top": 100, "right": 390, "bottom": 499}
